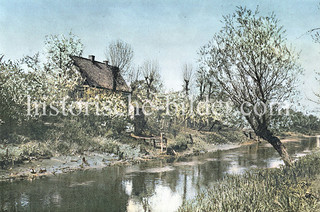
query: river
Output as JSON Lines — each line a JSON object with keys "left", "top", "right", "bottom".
{"left": 0, "top": 136, "right": 319, "bottom": 212}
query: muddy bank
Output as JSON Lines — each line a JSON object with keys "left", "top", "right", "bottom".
{"left": 0, "top": 141, "right": 244, "bottom": 182}
{"left": 1, "top": 133, "right": 314, "bottom": 182}
{"left": 0, "top": 128, "right": 250, "bottom": 181}
{"left": 0, "top": 152, "right": 141, "bottom": 182}
{"left": 0, "top": 140, "right": 155, "bottom": 182}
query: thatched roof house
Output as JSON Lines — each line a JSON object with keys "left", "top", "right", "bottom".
{"left": 71, "top": 55, "right": 130, "bottom": 93}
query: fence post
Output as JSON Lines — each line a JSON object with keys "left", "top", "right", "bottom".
{"left": 160, "top": 133, "right": 163, "bottom": 152}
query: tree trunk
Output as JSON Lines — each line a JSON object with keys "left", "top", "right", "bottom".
{"left": 185, "top": 80, "right": 189, "bottom": 96}
{"left": 258, "top": 128, "right": 292, "bottom": 167}
{"left": 208, "top": 82, "right": 212, "bottom": 100}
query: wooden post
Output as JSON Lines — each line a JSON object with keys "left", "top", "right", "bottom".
{"left": 189, "top": 134, "right": 194, "bottom": 144}
{"left": 160, "top": 133, "right": 163, "bottom": 153}
{"left": 164, "top": 136, "right": 167, "bottom": 151}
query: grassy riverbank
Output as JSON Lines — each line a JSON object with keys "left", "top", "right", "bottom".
{"left": 0, "top": 128, "right": 250, "bottom": 181}
{"left": 0, "top": 128, "right": 248, "bottom": 168}
{"left": 179, "top": 151, "right": 320, "bottom": 212}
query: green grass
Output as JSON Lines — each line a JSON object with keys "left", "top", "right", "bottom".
{"left": 179, "top": 152, "right": 320, "bottom": 212}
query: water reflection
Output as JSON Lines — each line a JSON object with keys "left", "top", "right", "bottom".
{"left": 0, "top": 137, "right": 318, "bottom": 212}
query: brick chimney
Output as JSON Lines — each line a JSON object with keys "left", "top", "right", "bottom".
{"left": 88, "top": 55, "right": 95, "bottom": 62}
{"left": 103, "top": 60, "right": 109, "bottom": 66}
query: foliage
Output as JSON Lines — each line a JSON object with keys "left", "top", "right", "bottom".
{"left": 201, "top": 6, "right": 301, "bottom": 119}
{"left": 43, "top": 31, "right": 84, "bottom": 97}
{"left": 167, "top": 133, "right": 189, "bottom": 152}
{"left": 0, "top": 56, "right": 35, "bottom": 137}
{"left": 0, "top": 32, "right": 130, "bottom": 143}
{"left": 197, "top": 47, "right": 223, "bottom": 101}
{"left": 204, "top": 130, "right": 248, "bottom": 144}
{"left": 311, "top": 3, "right": 320, "bottom": 103}
{"left": 129, "top": 89, "right": 242, "bottom": 137}
{"left": 270, "top": 109, "right": 320, "bottom": 135}
{"left": 198, "top": 6, "right": 302, "bottom": 165}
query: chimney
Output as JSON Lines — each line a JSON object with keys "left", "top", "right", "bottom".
{"left": 112, "top": 67, "right": 120, "bottom": 91}
{"left": 103, "top": 60, "right": 109, "bottom": 66}
{"left": 88, "top": 55, "right": 95, "bottom": 62}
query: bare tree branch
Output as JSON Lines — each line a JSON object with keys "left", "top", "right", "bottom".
{"left": 106, "top": 40, "right": 134, "bottom": 76}
{"left": 141, "top": 60, "right": 162, "bottom": 98}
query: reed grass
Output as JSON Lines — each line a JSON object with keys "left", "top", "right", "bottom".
{"left": 179, "top": 152, "right": 320, "bottom": 212}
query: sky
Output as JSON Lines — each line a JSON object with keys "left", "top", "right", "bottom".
{"left": 0, "top": 0, "right": 320, "bottom": 112}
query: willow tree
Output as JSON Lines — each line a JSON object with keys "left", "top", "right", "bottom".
{"left": 202, "top": 7, "right": 301, "bottom": 166}
{"left": 311, "top": 3, "right": 320, "bottom": 103}
{"left": 105, "top": 40, "right": 134, "bottom": 77}
{"left": 182, "top": 63, "right": 193, "bottom": 96}
{"left": 141, "top": 60, "right": 162, "bottom": 99}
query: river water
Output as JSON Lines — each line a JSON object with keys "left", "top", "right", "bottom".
{"left": 0, "top": 137, "right": 319, "bottom": 212}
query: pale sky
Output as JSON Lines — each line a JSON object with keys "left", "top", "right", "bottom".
{"left": 1, "top": 0, "right": 320, "bottom": 112}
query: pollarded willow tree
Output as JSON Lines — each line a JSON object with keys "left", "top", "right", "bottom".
{"left": 105, "top": 40, "right": 134, "bottom": 77}
{"left": 201, "top": 7, "right": 302, "bottom": 166}
{"left": 182, "top": 63, "right": 193, "bottom": 96}
{"left": 141, "top": 60, "right": 162, "bottom": 99}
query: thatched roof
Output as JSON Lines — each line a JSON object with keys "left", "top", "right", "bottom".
{"left": 71, "top": 55, "right": 130, "bottom": 93}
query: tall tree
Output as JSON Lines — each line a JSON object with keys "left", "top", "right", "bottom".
{"left": 141, "top": 60, "right": 162, "bottom": 98}
{"left": 312, "top": 34, "right": 320, "bottom": 103}
{"left": 44, "top": 32, "right": 84, "bottom": 95}
{"left": 45, "top": 31, "right": 83, "bottom": 72}
{"left": 311, "top": 2, "right": 320, "bottom": 103}
{"left": 0, "top": 56, "right": 23, "bottom": 134}
{"left": 202, "top": 7, "right": 302, "bottom": 166}
{"left": 127, "top": 66, "right": 142, "bottom": 93}
{"left": 182, "top": 63, "right": 193, "bottom": 96}
{"left": 0, "top": 55, "right": 40, "bottom": 137}
{"left": 105, "top": 40, "right": 134, "bottom": 77}
{"left": 195, "top": 66, "right": 207, "bottom": 100}
{"left": 198, "top": 46, "right": 221, "bottom": 100}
